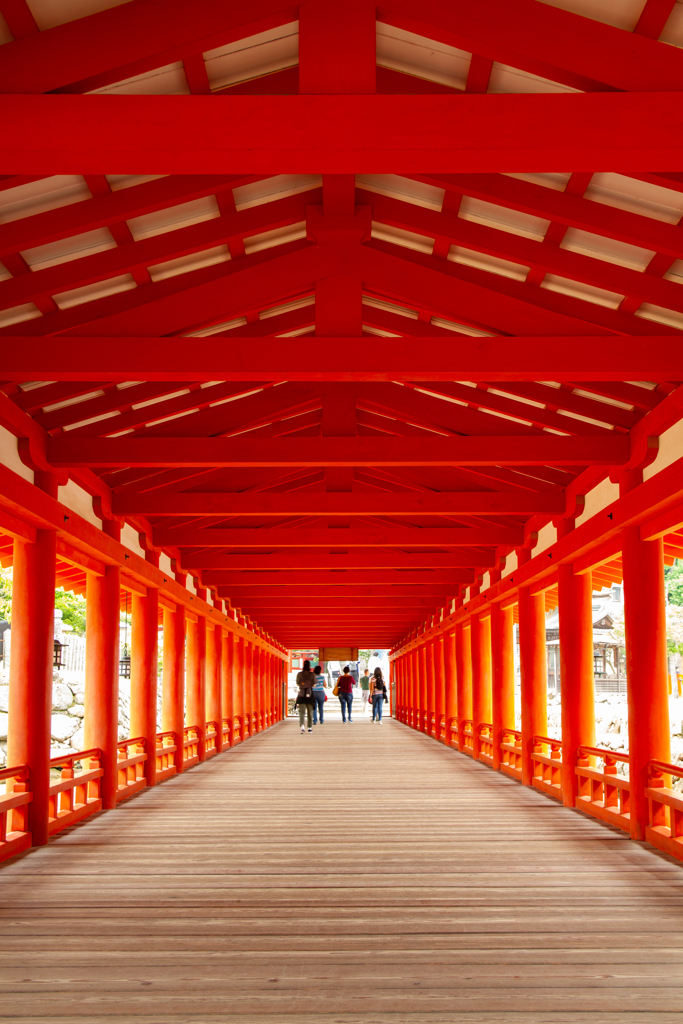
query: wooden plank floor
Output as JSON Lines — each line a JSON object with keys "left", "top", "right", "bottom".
{"left": 1, "top": 711, "right": 683, "bottom": 1024}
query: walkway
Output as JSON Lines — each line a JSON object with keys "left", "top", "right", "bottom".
{"left": 1, "top": 714, "right": 683, "bottom": 1023}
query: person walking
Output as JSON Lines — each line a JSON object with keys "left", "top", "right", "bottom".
{"left": 370, "top": 667, "right": 388, "bottom": 724}
{"left": 337, "top": 665, "right": 355, "bottom": 723}
{"left": 312, "top": 664, "right": 326, "bottom": 725}
{"left": 359, "top": 668, "right": 371, "bottom": 713}
{"left": 295, "top": 659, "right": 316, "bottom": 733}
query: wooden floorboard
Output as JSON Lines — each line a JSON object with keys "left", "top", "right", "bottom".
{"left": 1, "top": 713, "right": 683, "bottom": 1022}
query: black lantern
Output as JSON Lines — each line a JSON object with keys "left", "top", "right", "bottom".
{"left": 119, "top": 589, "right": 130, "bottom": 677}
{"left": 0, "top": 620, "right": 9, "bottom": 659}
{"left": 53, "top": 638, "right": 68, "bottom": 668}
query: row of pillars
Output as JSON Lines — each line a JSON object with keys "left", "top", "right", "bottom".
{"left": 6, "top": 481, "right": 286, "bottom": 847}
{"left": 393, "top": 525, "right": 671, "bottom": 841}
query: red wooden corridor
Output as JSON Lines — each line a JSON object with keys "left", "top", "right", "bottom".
{"left": 2, "top": 2, "right": 683, "bottom": 1018}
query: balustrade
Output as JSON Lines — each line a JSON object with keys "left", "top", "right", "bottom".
{"left": 445, "top": 716, "right": 459, "bottom": 749}
{"left": 646, "top": 759, "right": 683, "bottom": 864}
{"left": 500, "top": 728, "right": 523, "bottom": 780}
{"left": 155, "top": 731, "right": 178, "bottom": 783}
{"left": 233, "top": 714, "right": 244, "bottom": 742}
{"left": 221, "top": 718, "right": 232, "bottom": 749}
{"left": 183, "top": 726, "right": 201, "bottom": 768}
{"left": 575, "top": 745, "right": 631, "bottom": 832}
{"left": 531, "top": 735, "right": 563, "bottom": 800}
{"left": 0, "top": 765, "right": 31, "bottom": 863}
{"left": 478, "top": 724, "right": 494, "bottom": 766}
{"left": 116, "top": 737, "right": 147, "bottom": 802}
{"left": 205, "top": 721, "right": 219, "bottom": 758}
{"left": 461, "top": 720, "right": 474, "bottom": 755}
{"left": 49, "top": 748, "right": 103, "bottom": 834}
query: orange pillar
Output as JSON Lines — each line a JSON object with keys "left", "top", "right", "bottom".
{"left": 130, "top": 588, "right": 159, "bottom": 787}
{"left": 84, "top": 560, "right": 120, "bottom": 810}
{"left": 221, "top": 632, "right": 233, "bottom": 746}
{"left": 490, "top": 603, "right": 515, "bottom": 771}
{"left": 456, "top": 621, "right": 472, "bottom": 751}
{"left": 186, "top": 617, "right": 206, "bottom": 761}
{"left": 444, "top": 631, "right": 457, "bottom": 746}
{"left": 427, "top": 641, "right": 437, "bottom": 736}
{"left": 233, "top": 635, "right": 245, "bottom": 740}
{"left": 254, "top": 645, "right": 262, "bottom": 731}
{"left": 518, "top": 588, "right": 548, "bottom": 786}
{"left": 206, "top": 624, "right": 222, "bottom": 751}
{"left": 418, "top": 644, "right": 428, "bottom": 732}
{"left": 435, "top": 638, "right": 446, "bottom": 741}
{"left": 558, "top": 564, "right": 595, "bottom": 806}
{"left": 622, "top": 526, "right": 671, "bottom": 841}
{"left": 7, "top": 526, "right": 57, "bottom": 845}
{"left": 409, "top": 649, "right": 418, "bottom": 727}
{"left": 162, "top": 604, "right": 185, "bottom": 774}
{"left": 244, "top": 641, "right": 253, "bottom": 735}
{"left": 471, "top": 613, "right": 493, "bottom": 760}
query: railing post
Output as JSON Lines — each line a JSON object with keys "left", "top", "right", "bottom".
{"left": 84, "top": 527, "right": 120, "bottom": 811}
{"left": 7, "top": 513, "right": 57, "bottom": 846}
{"left": 186, "top": 616, "right": 206, "bottom": 761}
{"left": 444, "top": 631, "right": 457, "bottom": 745}
{"left": 456, "top": 620, "right": 472, "bottom": 752}
{"left": 471, "top": 613, "right": 492, "bottom": 761}
{"left": 490, "top": 603, "right": 515, "bottom": 771}
{"left": 206, "top": 622, "right": 222, "bottom": 750}
{"left": 130, "top": 588, "right": 158, "bottom": 787}
{"left": 222, "top": 632, "right": 233, "bottom": 746}
{"left": 558, "top": 562, "right": 595, "bottom": 807}
{"left": 518, "top": 587, "right": 548, "bottom": 787}
{"left": 162, "top": 603, "right": 185, "bottom": 774}
{"left": 622, "top": 524, "right": 671, "bottom": 840}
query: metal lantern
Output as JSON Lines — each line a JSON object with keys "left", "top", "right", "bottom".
{"left": 53, "top": 638, "right": 68, "bottom": 668}
{"left": 119, "top": 589, "right": 130, "bottom": 677}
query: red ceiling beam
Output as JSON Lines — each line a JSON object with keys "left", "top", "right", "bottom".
{"left": 4, "top": 94, "right": 683, "bottom": 174}
{"left": 47, "top": 435, "right": 627, "bottom": 468}
{"left": 194, "top": 550, "right": 495, "bottom": 571}
{"left": 210, "top": 569, "right": 474, "bottom": 586}
{"left": 230, "top": 597, "right": 442, "bottom": 608}
{"left": 152, "top": 526, "right": 524, "bottom": 547}
{"left": 221, "top": 585, "right": 459, "bottom": 598}
{"left": 111, "top": 491, "right": 566, "bottom": 517}
{"left": 3, "top": 336, "right": 681, "bottom": 382}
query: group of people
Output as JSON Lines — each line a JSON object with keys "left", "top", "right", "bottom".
{"left": 294, "top": 662, "right": 388, "bottom": 732}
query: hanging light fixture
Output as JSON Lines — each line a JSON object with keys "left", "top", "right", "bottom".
{"left": 119, "top": 589, "right": 131, "bottom": 678}
{"left": 53, "top": 637, "right": 68, "bottom": 668}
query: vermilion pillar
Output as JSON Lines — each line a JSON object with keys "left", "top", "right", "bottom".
{"left": 234, "top": 636, "right": 245, "bottom": 740}
{"left": 622, "top": 527, "right": 671, "bottom": 840}
{"left": 444, "top": 632, "right": 457, "bottom": 746}
{"left": 456, "top": 622, "right": 472, "bottom": 751}
{"left": 419, "top": 644, "right": 428, "bottom": 732}
{"left": 7, "top": 527, "right": 57, "bottom": 845}
{"left": 186, "top": 616, "right": 206, "bottom": 761}
{"left": 221, "top": 632, "right": 233, "bottom": 746}
{"left": 490, "top": 603, "right": 515, "bottom": 771}
{"left": 162, "top": 603, "right": 185, "bottom": 774}
{"left": 518, "top": 588, "right": 548, "bottom": 786}
{"left": 130, "top": 588, "right": 159, "bottom": 787}
{"left": 435, "top": 638, "right": 446, "bottom": 741}
{"left": 244, "top": 641, "right": 253, "bottom": 736}
{"left": 84, "top": 561, "right": 120, "bottom": 810}
{"left": 558, "top": 565, "right": 595, "bottom": 806}
{"left": 254, "top": 645, "right": 262, "bottom": 731}
{"left": 471, "top": 614, "right": 493, "bottom": 760}
{"left": 206, "top": 624, "right": 222, "bottom": 751}
{"left": 428, "top": 638, "right": 438, "bottom": 737}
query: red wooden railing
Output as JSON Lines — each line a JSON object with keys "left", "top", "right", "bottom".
{"left": 155, "top": 731, "right": 177, "bottom": 783}
{"left": 0, "top": 765, "right": 31, "bottom": 863}
{"left": 116, "top": 738, "right": 147, "bottom": 802}
{"left": 478, "top": 723, "right": 494, "bottom": 766}
{"left": 532, "top": 735, "right": 563, "bottom": 801}
{"left": 49, "top": 748, "right": 103, "bottom": 834}
{"left": 646, "top": 759, "right": 683, "bottom": 864}
{"left": 233, "top": 714, "right": 244, "bottom": 742}
{"left": 445, "top": 716, "right": 459, "bottom": 749}
{"left": 221, "top": 718, "right": 232, "bottom": 749}
{"left": 575, "top": 745, "right": 631, "bottom": 832}
{"left": 205, "top": 721, "right": 219, "bottom": 758}
{"left": 500, "top": 728, "right": 523, "bottom": 780}
{"left": 183, "top": 726, "right": 201, "bottom": 768}
{"left": 460, "top": 719, "right": 474, "bottom": 755}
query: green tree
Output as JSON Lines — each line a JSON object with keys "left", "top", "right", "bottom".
{"left": 665, "top": 560, "right": 683, "bottom": 606}
{"left": 0, "top": 566, "right": 11, "bottom": 622}
{"left": 54, "top": 587, "right": 87, "bottom": 636}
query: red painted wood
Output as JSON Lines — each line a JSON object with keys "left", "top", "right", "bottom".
{"left": 130, "top": 588, "right": 159, "bottom": 787}
{"left": 162, "top": 604, "right": 186, "bottom": 775}
{"left": 558, "top": 562, "right": 595, "bottom": 808}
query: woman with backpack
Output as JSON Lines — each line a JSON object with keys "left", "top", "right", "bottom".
{"left": 370, "top": 667, "right": 387, "bottom": 724}
{"left": 295, "top": 660, "right": 316, "bottom": 733}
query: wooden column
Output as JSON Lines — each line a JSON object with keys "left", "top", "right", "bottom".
{"left": 130, "top": 588, "right": 159, "bottom": 787}
{"left": 244, "top": 641, "right": 253, "bottom": 736}
{"left": 471, "top": 613, "right": 493, "bottom": 760}
{"left": 428, "top": 640, "right": 438, "bottom": 736}
{"left": 206, "top": 624, "right": 222, "bottom": 751}
{"left": 444, "top": 631, "right": 457, "bottom": 746}
{"left": 185, "top": 616, "right": 206, "bottom": 761}
{"left": 418, "top": 644, "right": 428, "bottom": 732}
{"left": 558, "top": 564, "right": 595, "bottom": 806}
{"left": 411, "top": 648, "right": 419, "bottom": 728}
{"left": 162, "top": 603, "right": 185, "bottom": 774}
{"left": 233, "top": 635, "right": 245, "bottom": 741}
{"left": 456, "top": 621, "right": 472, "bottom": 752}
{"left": 7, "top": 525, "right": 57, "bottom": 845}
{"left": 518, "top": 588, "right": 548, "bottom": 786}
{"left": 622, "top": 526, "right": 671, "bottom": 841}
{"left": 84, "top": 558, "right": 120, "bottom": 810}
{"left": 222, "top": 632, "right": 233, "bottom": 746}
{"left": 435, "top": 638, "right": 446, "bottom": 741}
{"left": 490, "top": 603, "right": 515, "bottom": 771}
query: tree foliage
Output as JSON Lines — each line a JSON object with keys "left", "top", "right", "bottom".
{"left": 665, "top": 561, "right": 683, "bottom": 607}
{"left": 54, "top": 587, "right": 87, "bottom": 636}
{"left": 0, "top": 567, "right": 11, "bottom": 622}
